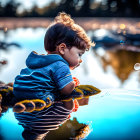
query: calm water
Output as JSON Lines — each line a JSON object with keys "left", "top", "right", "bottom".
{"left": 0, "top": 89, "right": 140, "bottom": 140}
{"left": 0, "top": 20, "right": 140, "bottom": 139}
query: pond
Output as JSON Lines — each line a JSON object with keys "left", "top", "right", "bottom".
{"left": 0, "top": 18, "right": 140, "bottom": 140}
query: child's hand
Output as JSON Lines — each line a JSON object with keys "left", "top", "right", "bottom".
{"left": 72, "top": 77, "right": 80, "bottom": 87}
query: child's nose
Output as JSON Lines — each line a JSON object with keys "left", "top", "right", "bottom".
{"left": 79, "top": 59, "right": 82, "bottom": 63}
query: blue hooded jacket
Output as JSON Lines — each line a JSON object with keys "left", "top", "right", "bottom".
{"left": 13, "top": 51, "right": 73, "bottom": 101}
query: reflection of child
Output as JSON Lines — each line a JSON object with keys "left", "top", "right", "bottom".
{"left": 13, "top": 12, "right": 94, "bottom": 139}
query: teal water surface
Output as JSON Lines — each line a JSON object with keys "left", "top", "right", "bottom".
{"left": 71, "top": 89, "right": 140, "bottom": 140}
{"left": 0, "top": 89, "right": 140, "bottom": 140}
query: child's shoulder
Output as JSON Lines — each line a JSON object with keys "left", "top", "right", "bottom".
{"left": 43, "top": 60, "right": 69, "bottom": 73}
{"left": 52, "top": 60, "right": 68, "bottom": 67}
{"left": 42, "top": 54, "right": 69, "bottom": 71}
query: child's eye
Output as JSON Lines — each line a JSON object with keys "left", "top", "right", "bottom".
{"left": 78, "top": 53, "right": 82, "bottom": 57}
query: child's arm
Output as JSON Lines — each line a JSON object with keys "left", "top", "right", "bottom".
{"left": 60, "top": 81, "right": 75, "bottom": 95}
{"left": 60, "top": 77, "right": 80, "bottom": 95}
{"left": 59, "top": 81, "right": 75, "bottom": 110}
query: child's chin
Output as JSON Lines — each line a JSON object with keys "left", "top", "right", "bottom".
{"left": 70, "top": 66, "right": 76, "bottom": 70}
{"left": 70, "top": 65, "right": 79, "bottom": 70}
{"left": 70, "top": 65, "right": 80, "bottom": 70}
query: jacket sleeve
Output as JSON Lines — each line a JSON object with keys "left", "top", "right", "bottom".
{"left": 53, "top": 65, "right": 73, "bottom": 90}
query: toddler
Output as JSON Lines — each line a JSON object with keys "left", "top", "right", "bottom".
{"left": 13, "top": 12, "right": 95, "bottom": 140}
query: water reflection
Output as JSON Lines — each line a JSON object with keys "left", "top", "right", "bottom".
{"left": 71, "top": 89, "right": 140, "bottom": 140}
{"left": 91, "top": 28, "right": 140, "bottom": 85}
{"left": 0, "top": 89, "right": 140, "bottom": 140}
{"left": 46, "top": 117, "right": 91, "bottom": 140}
{"left": 0, "top": 82, "right": 91, "bottom": 140}
{"left": 93, "top": 49, "right": 140, "bottom": 83}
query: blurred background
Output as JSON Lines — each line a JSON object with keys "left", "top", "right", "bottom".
{"left": 0, "top": 0, "right": 140, "bottom": 17}
{"left": 0, "top": 0, "right": 140, "bottom": 89}
{"left": 0, "top": 0, "right": 140, "bottom": 90}
{"left": 0, "top": 0, "right": 140, "bottom": 140}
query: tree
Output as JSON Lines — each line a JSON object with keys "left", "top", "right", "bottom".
{"left": 1, "top": 0, "right": 20, "bottom": 17}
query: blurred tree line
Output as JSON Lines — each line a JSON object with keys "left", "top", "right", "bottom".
{"left": 0, "top": 0, "right": 140, "bottom": 17}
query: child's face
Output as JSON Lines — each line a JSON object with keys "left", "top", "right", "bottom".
{"left": 63, "top": 46, "right": 85, "bottom": 69}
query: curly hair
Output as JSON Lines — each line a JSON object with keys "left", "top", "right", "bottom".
{"left": 44, "top": 12, "right": 95, "bottom": 52}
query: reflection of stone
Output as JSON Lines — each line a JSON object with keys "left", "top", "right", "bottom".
{"left": 0, "top": 41, "right": 21, "bottom": 72}
{"left": 77, "top": 98, "right": 89, "bottom": 106}
{"left": 0, "top": 41, "right": 21, "bottom": 51}
{"left": 0, "top": 60, "right": 7, "bottom": 65}
{"left": 0, "top": 81, "right": 14, "bottom": 116}
{"left": 0, "top": 60, "right": 7, "bottom": 71}
{"left": 45, "top": 117, "right": 90, "bottom": 140}
{"left": 75, "top": 125, "right": 90, "bottom": 140}
{"left": 95, "top": 50, "right": 140, "bottom": 83}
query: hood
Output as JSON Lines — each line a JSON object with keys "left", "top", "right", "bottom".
{"left": 26, "top": 51, "right": 69, "bottom": 69}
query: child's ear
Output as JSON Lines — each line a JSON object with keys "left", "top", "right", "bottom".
{"left": 57, "top": 43, "right": 67, "bottom": 55}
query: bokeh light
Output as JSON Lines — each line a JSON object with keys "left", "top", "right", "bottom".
{"left": 134, "top": 63, "right": 140, "bottom": 71}
{"left": 120, "top": 24, "right": 126, "bottom": 30}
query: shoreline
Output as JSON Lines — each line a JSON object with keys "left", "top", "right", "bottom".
{"left": 0, "top": 17, "right": 140, "bottom": 31}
